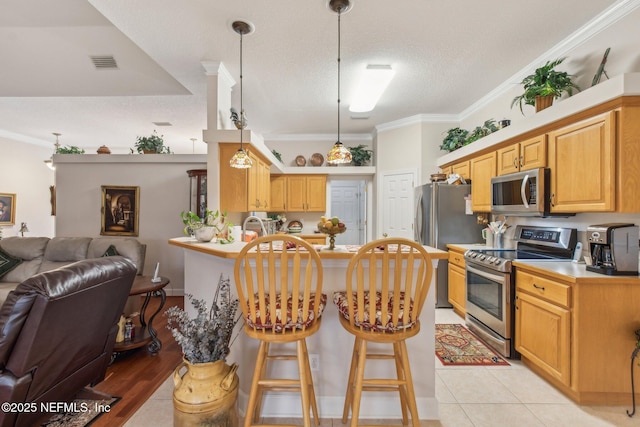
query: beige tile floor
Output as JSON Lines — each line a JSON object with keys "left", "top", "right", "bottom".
{"left": 125, "top": 308, "right": 638, "bottom": 426}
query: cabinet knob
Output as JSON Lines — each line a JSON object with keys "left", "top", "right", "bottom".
{"left": 533, "top": 283, "right": 546, "bottom": 291}
{"left": 519, "top": 155, "right": 524, "bottom": 168}
{"left": 513, "top": 158, "right": 518, "bottom": 169}
{"left": 550, "top": 193, "right": 555, "bottom": 207}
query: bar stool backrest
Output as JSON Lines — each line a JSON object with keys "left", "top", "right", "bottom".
{"left": 235, "top": 235, "right": 323, "bottom": 335}
{"left": 344, "top": 238, "right": 433, "bottom": 332}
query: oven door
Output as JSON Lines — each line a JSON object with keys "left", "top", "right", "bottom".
{"left": 465, "top": 262, "right": 511, "bottom": 339}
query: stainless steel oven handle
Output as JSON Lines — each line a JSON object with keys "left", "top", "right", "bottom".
{"left": 520, "top": 174, "right": 530, "bottom": 208}
{"left": 466, "top": 263, "right": 507, "bottom": 284}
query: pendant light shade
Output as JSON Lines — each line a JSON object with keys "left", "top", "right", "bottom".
{"left": 229, "top": 147, "right": 253, "bottom": 168}
{"left": 229, "top": 20, "right": 254, "bottom": 169}
{"left": 327, "top": 142, "right": 352, "bottom": 164}
{"left": 326, "top": 0, "right": 352, "bottom": 165}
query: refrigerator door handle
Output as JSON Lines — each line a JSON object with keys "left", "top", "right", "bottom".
{"left": 415, "top": 190, "right": 423, "bottom": 243}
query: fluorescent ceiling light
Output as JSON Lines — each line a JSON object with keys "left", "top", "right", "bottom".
{"left": 349, "top": 65, "right": 395, "bottom": 113}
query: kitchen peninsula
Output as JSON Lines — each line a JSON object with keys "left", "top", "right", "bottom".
{"left": 168, "top": 237, "right": 447, "bottom": 420}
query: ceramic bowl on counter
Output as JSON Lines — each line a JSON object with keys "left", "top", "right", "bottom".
{"left": 287, "top": 220, "right": 303, "bottom": 234}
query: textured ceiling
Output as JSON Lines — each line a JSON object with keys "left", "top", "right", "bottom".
{"left": 0, "top": 0, "right": 624, "bottom": 153}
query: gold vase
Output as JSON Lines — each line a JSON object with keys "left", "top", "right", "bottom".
{"left": 173, "top": 359, "right": 239, "bottom": 427}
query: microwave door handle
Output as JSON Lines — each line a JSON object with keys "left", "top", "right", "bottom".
{"left": 520, "top": 174, "right": 530, "bottom": 208}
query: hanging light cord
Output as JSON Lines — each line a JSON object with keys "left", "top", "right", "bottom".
{"left": 337, "top": 10, "right": 342, "bottom": 144}
{"left": 240, "top": 29, "right": 244, "bottom": 149}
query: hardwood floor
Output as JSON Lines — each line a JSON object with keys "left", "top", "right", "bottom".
{"left": 90, "top": 295, "right": 184, "bottom": 427}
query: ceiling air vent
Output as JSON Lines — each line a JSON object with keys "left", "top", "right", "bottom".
{"left": 90, "top": 55, "right": 118, "bottom": 70}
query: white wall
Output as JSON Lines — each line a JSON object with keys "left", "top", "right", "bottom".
{"left": 0, "top": 138, "right": 55, "bottom": 238}
{"left": 460, "top": 5, "right": 640, "bottom": 132}
{"left": 54, "top": 154, "right": 207, "bottom": 295}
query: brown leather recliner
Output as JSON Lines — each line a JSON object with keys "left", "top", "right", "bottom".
{"left": 0, "top": 256, "right": 136, "bottom": 427}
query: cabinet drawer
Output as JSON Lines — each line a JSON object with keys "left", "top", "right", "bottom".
{"left": 448, "top": 251, "right": 466, "bottom": 268}
{"left": 516, "top": 270, "right": 570, "bottom": 308}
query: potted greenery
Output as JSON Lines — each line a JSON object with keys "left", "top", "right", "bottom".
{"left": 511, "top": 58, "right": 580, "bottom": 114}
{"left": 180, "top": 208, "right": 232, "bottom": 243}
{"left": 133, "top": 130, "right": 172, "bottom": 154}
{"left": 466, "top": 119, "right": 500, "bottom": 144}
{"left": 165, "top": 274, "right": 240, "bottom": 424}
{"left": 56, "top": 145, "right": 85, "bottom": 154}
{"left": 348, "top": 144, "right": 373, "bottom": 166}
{"left": 440, "top": 127, "right": 469, "bottom": 152}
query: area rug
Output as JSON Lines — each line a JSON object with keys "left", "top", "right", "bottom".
{"left": 435, "top": 323, "right": 509, "bottom": 366}
{"left": 41, "top": 395, "right": 120, "bottom": 427}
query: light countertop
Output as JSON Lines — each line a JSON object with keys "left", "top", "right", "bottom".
{"left": 168, "top": 237, "right": 448, "bottom": 260}
{"left": 446, "top": 243, "right": 640, "bottom": 283}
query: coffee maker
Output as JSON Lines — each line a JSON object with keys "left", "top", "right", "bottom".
{"left": 586, "top": 223, "right": 639, "bottom": 275}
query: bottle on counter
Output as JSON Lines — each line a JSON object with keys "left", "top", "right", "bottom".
{"left": 124, "top": 318, "right": 135, "bottom": 341}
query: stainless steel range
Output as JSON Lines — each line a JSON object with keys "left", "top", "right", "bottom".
{"left": 463, "top": 225, "right": 577, "bottom": 358}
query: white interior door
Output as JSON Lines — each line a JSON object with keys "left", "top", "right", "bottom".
{"left": 331, "top": 180, "right": 365, "bottom": 245}
{"left": 380, "top": 170, "right": 415, "bottom": 239}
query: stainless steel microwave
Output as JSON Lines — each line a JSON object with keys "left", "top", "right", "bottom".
{"left": 490, "top": 168, "right": 573, "bottom": 217}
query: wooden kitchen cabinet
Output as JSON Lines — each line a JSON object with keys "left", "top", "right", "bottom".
{"left": 514, "top": 264, "right": 640, "bottom": 405}
{"left": 451, "top": 160, "right": 470, "bottom": 180}
{"left": 515, "top": 270, "right": 571, "bottom": 386}
{"left": 470, "top": 151, "right": 496, "bottom": 212}
{"left": 496, "top": 135, "right": 546, "bottom": 176}
{"left": 269, "top": 175, "right": 286, "bottom": 211}
{"left": 547, "top": 111, "right": 615, "bottom": 213}
{"left": 270, "top": 174, "right": 327, "bottom": 212}
{"left": 447, "top": 247, "right": 467, "bottom": 317}
{"left": 219, "top": 143, "right": 271, "bottom": 213}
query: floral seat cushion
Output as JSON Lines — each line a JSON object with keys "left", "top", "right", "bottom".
{"left": 246, "top": 293, "right": 327, "bottom": 332}
{"left": 333, "top": 291, "right": 416, "bottom": 332}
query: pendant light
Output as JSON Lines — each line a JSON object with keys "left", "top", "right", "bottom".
{"left": 229, "top": 20, "right": 254, "bottom": 169}
{"left": 44, "top": 132, "right": 61, "bottom": 170}
{"left": 326, "top": 0, "right": 352, "bottom": 165}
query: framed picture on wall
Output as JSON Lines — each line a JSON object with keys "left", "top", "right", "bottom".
{"left": 0, "top": 193, "right": 16, "bottom": 225}
{"left": 101, "top": 185, "right": 139, "bottom": 236}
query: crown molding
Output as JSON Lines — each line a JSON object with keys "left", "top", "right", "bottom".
{"left": 262, "top": 133, "right": 372, "bottom": 142}
{"left": 375, "top": 114, "right": 459, "bottom": 133}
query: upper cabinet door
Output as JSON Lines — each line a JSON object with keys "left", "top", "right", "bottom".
{"left": 496, "top": 135, "right": 546, "bottom": 176}
{"left": 519, "top": 135, "right": 547, "bottom": 171}
{"left": 548, "top": 111, "right": 615, "bottom": 213}
{"left": 496, "top": 143, "right": 520, "bottom": 176}
{"left": 270, "top": 175, "right": 286, "bottom": 211}
{"left": 286, "top": 176, "right": 306, "bottom": 212}
{"left": 470, "top": 152, "right": 496, "bottom": 212}
{"left": 305, "top": 175, "right": 327, "bottom": 212}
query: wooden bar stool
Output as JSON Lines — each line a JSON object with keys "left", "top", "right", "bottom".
{"left": 234, "top": 235, "right": 325, "bottom": 427}
{"left": 333, "top": 238, "right": 433, "bottom": 427}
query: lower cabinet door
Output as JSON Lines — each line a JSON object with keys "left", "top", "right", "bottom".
{"left": 448, "top": 263, "right": 466, "bottom": 315}
{"left": 515, "top": 291, "right": 571, "bottom": 386}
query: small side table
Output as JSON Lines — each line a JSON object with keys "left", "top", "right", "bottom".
{"left": 113, "top": 275, "right": 169, "bottom": 356}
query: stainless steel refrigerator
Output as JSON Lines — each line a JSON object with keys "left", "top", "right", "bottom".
{"left": 414, "top": 182, "right": 485, "bottom": 308}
